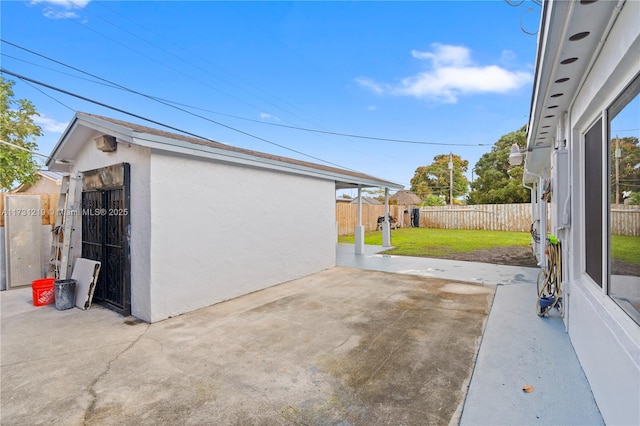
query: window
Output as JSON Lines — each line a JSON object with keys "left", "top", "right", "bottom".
{"left": 585, "top": 118, "right": 603, "bottom": 287}
{"left": 608, "top": 74, "right": 640, "bottom": 325}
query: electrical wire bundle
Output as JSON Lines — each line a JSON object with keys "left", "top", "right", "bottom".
{"left": 530, "top": 220, "right": 541, "bottom": 243}
{"left": 536, "top": 235, "right": 562, "bottom": 317}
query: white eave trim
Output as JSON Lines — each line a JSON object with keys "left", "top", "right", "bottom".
{"left": 132, "top": 132, "right": 403, "bottom": 189}
{"left": 46, "top": 113, "right": 403, "bottom": 190}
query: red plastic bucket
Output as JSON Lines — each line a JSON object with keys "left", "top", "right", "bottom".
{"left": 32, "top": 278, "right": 56, "bottom": 306}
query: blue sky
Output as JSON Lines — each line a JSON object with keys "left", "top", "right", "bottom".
{"left": 1, "top": 0, "right": 542, "bottom": 191}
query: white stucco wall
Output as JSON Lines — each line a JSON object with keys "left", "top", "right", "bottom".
{"left": 148, "top": 151, "right": 336, "bottom": 322}
{"left": 68, "top": 139, "right": 152, "bottom": 322}
{"left": 565, "top": 2, "right": 640, "bottom": 424}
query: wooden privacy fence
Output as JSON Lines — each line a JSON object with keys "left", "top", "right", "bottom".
{"left": 420, "top": 204, "right": 532, "bottom": 232}
{"left": 0, "top": 193, "right": 60, "bottom": 227}
{"left": 337, "top": 203, "right": 640, "bottom": 236}
{"left": 611, "top": 205, "right": 640, "bottom": 236}
{"left": 336, "top": 203, "right": 406, "bottom": 236}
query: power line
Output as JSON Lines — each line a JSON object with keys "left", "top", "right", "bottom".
{"left": 1, "top": 68, "right": 355, "bottom": 171}
{"left": 80, "top": 0, "right": 320, "bottom": 128}
{"left": 1, "top": 52, "right": 122, "bottom": 91}
{"left": 2, "top": 41, "right": 487, "bottom": 148}
{"left": 29, "top": 6, "right": 285, "bottom": 119}
{"left": 34, "top": 2, "right": 323, "bottom": 131}
{"left": 18, "top": 76, "right": 76, "bottom": 112}
{"left": 0, "top": 139, "right": 51, "bottom": 161}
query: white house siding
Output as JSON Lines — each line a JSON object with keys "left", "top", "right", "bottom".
{"left": 148, "top": 151, "right": 336, "bottom": 322}
{"left": 68, "top": 139, "right": 153, "bottom": 322}
{"left": 564, "top": 2, "right": 640, "bottom": 424}
{"left": 18, "top": 177, "right": 60, "bottom": 194}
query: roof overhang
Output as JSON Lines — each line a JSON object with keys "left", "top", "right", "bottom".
{"left": 47, "top": 113, "right": 403, "bottom": 191}
{"left": 524, "top": 0, "right": 624, "bottom": 183}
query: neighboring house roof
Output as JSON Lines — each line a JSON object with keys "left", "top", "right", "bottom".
{"left": 10, "top": 170, "right": 65, "bottom": 193}
{"left": 38, "top": 170, "right": 65, "bottom": 183}
{"left": 524, "top": 0, "right": 624, "bottom": 182}
{"left": 349, "top": 197, "right": 382, "bottom": 205}
{"left": 390, "top": 190, "right": 422, "bottom": 205}
{"left": 47, "top": 113, "right": 403, "bottom": 191}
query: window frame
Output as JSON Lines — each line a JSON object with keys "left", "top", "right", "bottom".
{"left": 605, "top": 73, "right": 640, "bottom": 326}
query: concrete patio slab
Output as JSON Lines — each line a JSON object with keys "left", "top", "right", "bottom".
{"left": 1, "top": 267, "right": 493, "bottom": 425}
{"left": 337, "top": 244, "right": 603, "bottom": 425}
{"left": 336, "top": 244, "right": 537, "bottom": 286}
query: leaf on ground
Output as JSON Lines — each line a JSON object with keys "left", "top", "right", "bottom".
{"left": 522, "top": 385, "right": 534, "bottom": 393}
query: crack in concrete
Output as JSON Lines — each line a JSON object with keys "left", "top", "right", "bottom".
{"left": 2, "top": 342, "right": 140, "bottom": 368}
{"left": 83, "top": 323, "right": 150, "bottom": 425}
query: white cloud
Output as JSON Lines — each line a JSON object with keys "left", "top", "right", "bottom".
{"left": 354, "top": 77, "right": 386, "bottom": 95}
{"left": 356, "top": 43, "right": 533, "bottom": 103}
{"left": 367, "top": 105, "right": 377, "bottom": 111}
{"left": 31, "top": 0, "right": 90, "bottom": 20}
{"left": 411, "top": 44, "right": 471, "bottom": 67}
{"left": 32, "top": 0, "right": 91, "bottom": 8}
{"left": 33, "top": 114, "right": 68, "bottom": 133}
{"left": 43, "top": 9, "right": 78, "bottom": 19}
{"left": 259, "top": 112, "right": 281, "bottom": 122}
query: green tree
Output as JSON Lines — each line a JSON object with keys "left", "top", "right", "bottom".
{"left": 410, "top": 153, "right": 469, "bottom": 204}
{"left": 362, "top": 187, "right": 386, "bottom": 202}
{"left": 467, "top": 126, "right": 530, "bottom": 204}
{"left": 610, "top": 136, "right": 640, "bottom": 204}
{"left": 422, "top": 194, "right": 446, "bottom": 206}
{"left": 0, "top": 77, "right": 42, "bottom": 192}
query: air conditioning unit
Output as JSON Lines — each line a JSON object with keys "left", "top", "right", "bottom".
{"left": 95, "top": 135, "right": 117, "bottom": 152}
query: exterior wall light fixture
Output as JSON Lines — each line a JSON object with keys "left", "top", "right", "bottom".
{"left": 509, "top": 143, "right": 527, "bottom": 166}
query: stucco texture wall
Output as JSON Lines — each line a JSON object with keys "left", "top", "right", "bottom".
{"left": 566, "top": 2, "right": 640, "bottom": 424}
{"left": 69, "top": 139, "right": 152, "bottom": 321}
{"left": 148, "top": 151, "right": 336, "bottom": 322}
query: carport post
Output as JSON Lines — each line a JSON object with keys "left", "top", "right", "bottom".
{"left": 382, "top": 187, "right": 391, "bottom": 247}
{"left": 355, "top": 185, "right": 365, "bottom": 254}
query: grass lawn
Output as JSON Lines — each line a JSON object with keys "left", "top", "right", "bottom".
{"left": 612, "top": 235, "right": 640, "bottom": 266}
{"left": 338, "top": 228, "right": 532, "bottom": 257}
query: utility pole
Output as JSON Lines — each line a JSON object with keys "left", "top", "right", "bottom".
{"left": 615, "top": 136, "right": 621, "bottom": 205}
{"left": 448, "top": 152, "right": 453, "bottom": 205}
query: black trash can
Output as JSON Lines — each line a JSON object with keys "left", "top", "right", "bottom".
{"left": 54, "top": 279, "right": 77, "bottom": 310}
{"left": 411, "top": 208, "right": 420, "bottom": 228}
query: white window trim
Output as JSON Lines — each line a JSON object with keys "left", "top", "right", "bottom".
{"left": 575, "top": 107, "right": 640, "bottom": 342}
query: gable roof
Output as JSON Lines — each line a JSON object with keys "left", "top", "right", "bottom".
{"left": 38, "top": 170, "right": 65, "bottom": 183}
{"left": 390, "top": 190, "right": 422, "bottom": 205}
{"left": 10, "top": 170, "right": 65, "bottom": 193}
{"left": 349, "top": 196, "right": 382, "bottom": 205}
{"left": 47, "top": 113, "right": 403, "bottom": 190}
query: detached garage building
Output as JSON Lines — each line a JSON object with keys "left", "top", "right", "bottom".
{"left": 47, "top": 113, "right": 402, "bottom": 323}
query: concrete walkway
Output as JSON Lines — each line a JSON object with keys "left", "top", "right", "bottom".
{"left": 337, "top": 244, "right": 604, "bottom": 425}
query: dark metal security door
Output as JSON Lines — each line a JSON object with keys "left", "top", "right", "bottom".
{"left": 81, "top": 163, "right": 131, "bottom": 316}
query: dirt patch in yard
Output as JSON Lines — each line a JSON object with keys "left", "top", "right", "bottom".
{"left": 439, "top": 246, "right": 538, "bottom": 268}
{"left": 437, "top": 246, "right": 640, "bottom": 275}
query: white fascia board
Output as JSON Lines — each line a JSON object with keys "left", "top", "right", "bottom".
{"left": 525, "top": 0, "right": 576, "bottom": 182}
{"left": 77, "top": 114, "right": 136, "bottom": 143}
{"left": 526, "top": 1, "right": 572, "bottom": 148}
{"left": 133, "top": 132, "right": 403, "bottom": 190}
{"left": 46, "top": 113, "right": 136, "bottom": 169}
{"left": 46, "top": 119, "right": 80, "bottom": 169}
